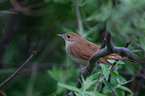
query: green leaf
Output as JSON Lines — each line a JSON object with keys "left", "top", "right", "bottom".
{"left": 95, "top": 92, "right": 107, "bottom": 96}
{"left": 48, "top": 67, "right": 66, "bottom": 82}
{"left": 114, "top": 89, "right": 125, "bottom": 96}
{"left": 92, "top": 72, "right": 101, "bottom": 79}
{"left": 82, "top": 75, "right": 97, "bottom": 90}
{"left": 110, "top": 72, "right": 125, "bottom": 81}
{"left": 100, "top": 64, "right": 110, "bottom": 81}
{"left": 118, "top": 86, "right": 133, "bottom": 96}
{"left": 103, "top": 81, "right": 113, "bottom": 93}
{"left": 58, "top": 83, "right": 81, "bottom": 93}
{"left": 74, "top": 92, "right": 81, "bottom": 96}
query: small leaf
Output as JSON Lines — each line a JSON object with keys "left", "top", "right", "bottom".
{"left": 100, "top": 64, "right": 110, "bottom": 81}
{"left": 95, "top": 92, "right": 107, "bottom": 96}
{"left": 74, "top": 92, "right": 81, "bottom": 96}
{"left": 103, "top": 81, "right": 113, "bottom": 93}
{"left": 114, "top": 89, "right": 125, "bottom": 96}
{"left": 110, "top": 72, "right": 125, "bottom": 81}
{"left": 58, "top": 83, "right": 81, "bottom": 93}
{"left": 118, "top": 86, "right": 133, "bottom": 96}
{"left": 82, "top": 75, "right": 97, "bottom": 90}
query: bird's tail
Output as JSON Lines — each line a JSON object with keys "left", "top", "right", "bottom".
{"left": 101, "top": 53, "right": 136, "bottom": 64}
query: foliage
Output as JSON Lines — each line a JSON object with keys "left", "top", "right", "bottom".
{"left": 58, "top": 63, "right": 134, "bottom": 96}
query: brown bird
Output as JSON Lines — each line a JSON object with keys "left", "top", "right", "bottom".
{"left": 57, "top": 32, "right": 128, "bottom": 65}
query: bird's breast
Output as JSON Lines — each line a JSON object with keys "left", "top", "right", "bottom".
{"left": 65, "top": 44, "right": 88, "bottom": 65}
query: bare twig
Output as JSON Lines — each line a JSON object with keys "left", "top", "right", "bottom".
{"left": 119, "top": 70, "right": 144, "bottom": 78}
{"left": 0, "top": 51, "right": 36, "bottom": 88}
{"left": 131, "top": 41, "right": 145, "bottom": 65}
{"left": 75, "top": 0, "right": 83, "bottom": 34}
{"left": 131, "top": 41, "right": 145, "bottom": 51}
{"left": 0, "top": 88, "right": 7, "bottom": 96}
{"left": 0, "top": 10, "right": 18, "bottom": 15}
{"left": 27, "top": 64, "right": 37, "bottom": 96}
{"left": 125, "top": 41, "right": 131, "bottom": 48}
{"left": 9, "top": 0, "right": 49, "bottom": 16}
{"left": 124, "top": 60, "right": 145, "bottom": 79}
{"left": 100, "top": 31, "right": 108, "bottom": 49}
{"left": 130, "top": 67, "right": 145, "bottom": 96}
{"left": 10, "top": 0, "right": 28, "bottom": 12}
{"left": 131, "top": 50, "right": 142, "bottom": 53}
{"left": 64, "top": 57, "right": 70, "bottom": 95}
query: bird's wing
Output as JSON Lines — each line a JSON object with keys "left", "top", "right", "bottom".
{"left": 104, "top": 53, "right": 122, "bottom": 60}
{"left": 70, "top": 40, "right": 123, "bottom": 65}
{"left": 70, "top": 41, "right": 99, "bottom": 60}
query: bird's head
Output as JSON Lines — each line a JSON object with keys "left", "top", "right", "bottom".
{"left": 57, "top": 32, "right": 81, "bottom": 44}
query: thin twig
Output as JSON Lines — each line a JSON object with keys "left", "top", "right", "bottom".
{"left": 9, "top": 0, "right": 50, "bottom": 16}
{"left": 119, "top": 70, "right": 143, "bottom": 78}
{"left": 131, "top": 50, "right": 142, "bottom": 53}
{"left": 0, "top": 10, "right": 19, "bottom": 14}
{"left": 94, "top": 60, "right": 121, "bottom": 92}
{"left": 75, "top": 0, "right": 83, "bottom": 34}
{"left": 125, "top": 41, "right": 131, "bottom": 48}
{"left": 100, "top": 31, "right": 109, "bottom": 49}
{"left": 27, "top": 64, "right": 37, "bottom": 96}
{"left": 131, "top": 41, "right": 145, "bottom": 51}
{"left": 124, "top": 60, "right": 145, "bottom": 79}
{"left": 131, "top": 41, "right": 145, "bottom": 65}
{"left": 0, "top": 51, "right": 36, "bottom": 88}
{"left": 0, "top": 88, "right": 7, "bottom": 96}
{"left": 64, "top": 57, "right": 70, "bottom": 95}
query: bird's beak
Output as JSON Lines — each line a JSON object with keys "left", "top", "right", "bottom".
{"left": 57, "top": 34, "right": 63, "bottom": 38}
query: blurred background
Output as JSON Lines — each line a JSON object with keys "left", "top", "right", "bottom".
{"left": 0, "top": 0, "right": 145, "bottom": 96}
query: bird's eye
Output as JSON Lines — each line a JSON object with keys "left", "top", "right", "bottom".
{"left": 67, "top": 35, "right": 70, "bottom": 38}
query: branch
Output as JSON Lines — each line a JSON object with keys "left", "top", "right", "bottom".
{"left": 124, "top": 60, "right": 145, "bottom": 79}
{"left": 75, "top": 0, "right": 83, "bottom": 34}
{"left": 0, "top": 88, "right": 7, "bottom": 96}
{"left": 131, "top": 41, "right": 145, "bottom": 65}
{"left": 125, "top": 41, "right": 131, "bottom": 48}
{"left": 131, "top": 50, "right": 142, "bottom": 53}
{"left": 119, "top": 70, "right": 144, "bottom": 78}
{"left": 131, "top": 67, "right": 145, "bottom": 96}
{"left": 0, "top": 10, "right": 18, "bottom": 15}
{"left": 65, "top": 32, "right": 143, "bottom": 96}
{"left": 100, "top": 30, "right": 108, "bottom": 49}
{"left": 9, "top": 0, "right": 49, "bottom": 16}
{"left": 0, "top": 51, "right": 36, "bottom": 88}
